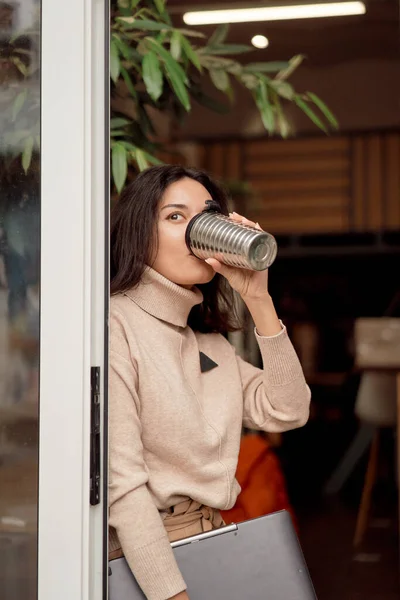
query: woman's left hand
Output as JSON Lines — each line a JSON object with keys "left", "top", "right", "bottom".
{"left": 205, "top": 212, "right": 270, "bottom": 302}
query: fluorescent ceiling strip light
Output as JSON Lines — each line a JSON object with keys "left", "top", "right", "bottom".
{"left": 183, "top": 2, "right": 366, "bottom": 25}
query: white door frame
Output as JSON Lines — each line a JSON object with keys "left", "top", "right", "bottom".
{"left": 39, "top": 1, "right": 108, "bottom": 599}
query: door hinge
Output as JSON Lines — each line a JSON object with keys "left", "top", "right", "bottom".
{"left": 90, "top": 366, "right": 101, "bottom": 505}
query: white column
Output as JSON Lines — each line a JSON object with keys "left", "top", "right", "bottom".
{"left": 39, "top": 1, "right": 107, "bottom": 599}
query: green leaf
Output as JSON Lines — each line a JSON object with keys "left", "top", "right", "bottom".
{"left": 138, "top": 104, "right": 157, "bottom": 136}
{"left": 133, "top": 6, "right": 151, "bottom": 18}
{"left": 276, "top": 54, "right": 304, "bottom": 81}
{"left": 117, "top": 0, "right": 131, "bottom": 15}
{"left": 112, "top": 34, "right": 140, "bottom": 64}
{"left": 270, "top": 89, "right": 290, "bottom": 138}
{"left": 22, "top": 136, "right": 34, "bottom": 174}
{"left": 10, "top": 29, "right": 39, "bottom": 44}
{"left": 13, "top": 48, "right": 32, "bottom": 56}
{"left": 146, "top": 38, "right": 190, "bottom": 111}
{"left": 170, "top": 31, "right": 182, "bottom": 61}
{"left": 110, "top": 117, "right": 131, "bottom": 128}
{"left": 112, "top": 143, "right": 128, "bottom": 192}
{"left": 208, "top": 24, "right": 229, "bottom": 47}
{"left": 190, "top": 85, "right": 230, "bottom": 114}
{"left": 132, "top": 148, "right": 149, "bottom": 171}
{"left": 209, "top": 68, "right": 230, "bottom": 93}
{"left": 176, "top": 28, "right": 205, "bottom": 39}
{"left": 245, "top": 61, "right": 289, "bottom": 74}
{"left": 144, "top": 151, "right": 162, "bottom": 165}
{"left": 204, "top": 44, "right": 252, "bottom": 55}
{"left": 134, "top": 148, "right": 163, "bottom": 166}
{"left": 164, "top": 67, "right": 190, "bottom": 111}
{"left": 201, "top": 54, "right": 242, "bottom": 72}
{"left": 270, "top": 80, "right": 294, "bottom": 100}
{"left": 142, "top": 51, "right": 163, "bottom": 101}
{"left": 156, "top": 30, "right": 169, "bottom": 45}
{"left": 130, "top": 0, "right": 140, "bottom": 8}
{"left": 110, "top": 130, "right": 127, "bottom": 137}
{"left": 200, "top": 55, "right": 242, "bottom": 75}
{"left": 240, "top": 72, "right": 258, "bottom": 90}
{"left": 153, "top": 0, "right": 165, "bottom": 14}
{"left": 12, "top": 89, "right": 27, "bottom": 121}
{"left": 307, "top": 92, "right": 339, "bottom": 129}
{"left": 294, "top": 96, "right": 328, "bottom": 133}
{"left": 118, "top": 141, "right": 136, "bottom": 151}
{"left": 110, "top": 40, "right": 120, "bottom": 83}
{"left": 180, "top": 36, "right": 202, "bottom": 72}
{"left": 118, "top": 7, "right": 132, "bottom": 17}
{"left": 225, "top": 62, "right": 243, "bottom": 76}
{"left": 146, "top": 38, "right": 188, "bottom": 83}
{"left": 255, "top": 82, "right": 274, "bottom": 133}
{"left": 117, "top": 17, "right": 171, "bottom": 31}
{"left": 10, "top": 56, "right": 28, "bottom": 76}
{"left": 120, "top": 66, "right": 138, "bottom": 99}
{"left": 278, "top": 114, "right": 290, "bottom": 138}
{"left": 3, "top": 130, "right": 29, "bottom": 148}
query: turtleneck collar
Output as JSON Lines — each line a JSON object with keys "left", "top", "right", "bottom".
{"left": 124, "top": 267, "right": 204, "bottom": 328}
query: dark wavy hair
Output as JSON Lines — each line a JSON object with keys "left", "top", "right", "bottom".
{"left": 110, "top": 165, "right": 241, "bottom": 334}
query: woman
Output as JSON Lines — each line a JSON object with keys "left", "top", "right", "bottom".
{"left": 109, "top": 165, "right": 311, "bottom": 600}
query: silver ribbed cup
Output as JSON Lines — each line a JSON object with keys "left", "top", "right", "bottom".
{"left": 185, "top": 211, "right": 277, "bottom": 271}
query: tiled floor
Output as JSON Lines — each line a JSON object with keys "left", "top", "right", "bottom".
{"left": 298, "top": 501, "right": 399, "bottom": 600}
{"left": 281, "top": 418, "right": 399, "bottom": 600}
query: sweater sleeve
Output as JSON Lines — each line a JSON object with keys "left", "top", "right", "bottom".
{"left": 109, "top": 313, "right": 186, "bottom": 600}
{"left": 237, "top": 325, "right": 311, "bottom": 432}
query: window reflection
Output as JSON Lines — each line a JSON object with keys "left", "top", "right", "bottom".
{"left": 0, "top": 2, "right": 40, "bottom": 598}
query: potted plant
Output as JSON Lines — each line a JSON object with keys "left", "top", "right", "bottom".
{"left": 0, "top": 0, "right": 337, "bottom": 194}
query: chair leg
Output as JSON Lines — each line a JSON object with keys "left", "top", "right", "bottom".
{"left": 353, "top": 430, "right": 380, "bottom": 547}
{"left": 324, "top": 423, "right": 375, "bottom": 495}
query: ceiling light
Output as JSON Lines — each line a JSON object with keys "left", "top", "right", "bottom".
{"left": 251, "top": 35, "right": 269, "bottom": 49}
{"left": 183, "top": 2, "right": 366, "bottom": 25}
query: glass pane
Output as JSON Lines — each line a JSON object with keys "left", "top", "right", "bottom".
{"left": 0, "top": 2, "right": 40, "bottom": 599}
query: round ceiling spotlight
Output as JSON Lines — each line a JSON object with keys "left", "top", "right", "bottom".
{"left": 251, "top": 35, "right": 269, "bottom": 49}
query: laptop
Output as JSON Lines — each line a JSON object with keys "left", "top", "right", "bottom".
{"left": 108, "top": 510, "right": 317, "bottom": 599}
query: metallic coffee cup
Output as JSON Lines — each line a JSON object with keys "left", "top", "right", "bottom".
{"left": 185, "top": 210, "right": 277, "bottom": 271}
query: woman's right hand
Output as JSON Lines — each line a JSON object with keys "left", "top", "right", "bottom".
{"left": 169, "top": 592, "right": 190, "bottom": 600}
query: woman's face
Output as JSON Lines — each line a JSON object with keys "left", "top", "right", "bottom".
{"left": 151, "top": 177, "right": 216, "bottom": 287}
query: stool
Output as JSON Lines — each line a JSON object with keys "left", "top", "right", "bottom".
{"left": 324, "top": 372, "right": 397, "bottom": 547}
{"left": 353, "top": 372, "right": 396, "bottom": 547}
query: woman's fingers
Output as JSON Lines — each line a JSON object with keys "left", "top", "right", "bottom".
{"left": 229, "top": 211, "right": 242, "bottom": 221}
{"left": 204, "top": 257, "right": 221, "bottom": 271}
{"left": 229, "top": 211, "right": 263, "bottom": 231}
{"left": 205, "top": 258, "right": 244, "bottom": 284}
{"left": 205, "top": 258, "right": 234, "bottom": 278}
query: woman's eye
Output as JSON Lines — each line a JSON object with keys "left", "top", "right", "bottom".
{"left": 168, "top": 213, "right": 184, "bottom": 221}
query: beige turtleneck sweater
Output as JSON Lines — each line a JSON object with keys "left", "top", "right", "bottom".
{"left": 109, "top": 267, "right": 310, "bottom": 600}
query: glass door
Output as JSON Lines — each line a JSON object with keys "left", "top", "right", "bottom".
{"left": 0, "top": 2, "right": 40, "bottom": 598}
{"left": 0, "top": 1, "right": 108, "bottom": 599}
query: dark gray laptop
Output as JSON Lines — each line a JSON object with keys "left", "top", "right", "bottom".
{"left": 109, "top": 510, "right": 317, "bottom": 599}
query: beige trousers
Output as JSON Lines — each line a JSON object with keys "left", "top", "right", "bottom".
{"left": 109, "top": 499, "right": 224, "bottom": 560}
{"left": 162, "top": 499, "right": 224, "bottom": 542}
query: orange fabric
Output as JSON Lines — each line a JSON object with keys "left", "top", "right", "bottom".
{"left": 221, "top": 434, "right": 296, "bottom": 527}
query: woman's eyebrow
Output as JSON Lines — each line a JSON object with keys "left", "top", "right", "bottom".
{"left": 160, "top": 203, "right": 188, "bottom": 211}
{"left": 161, "top": 200, "right": 212, "bottom": 212}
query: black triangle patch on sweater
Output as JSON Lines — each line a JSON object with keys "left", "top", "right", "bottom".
{"left": 199, "top": 352, "right": 219, "bottom": 373}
